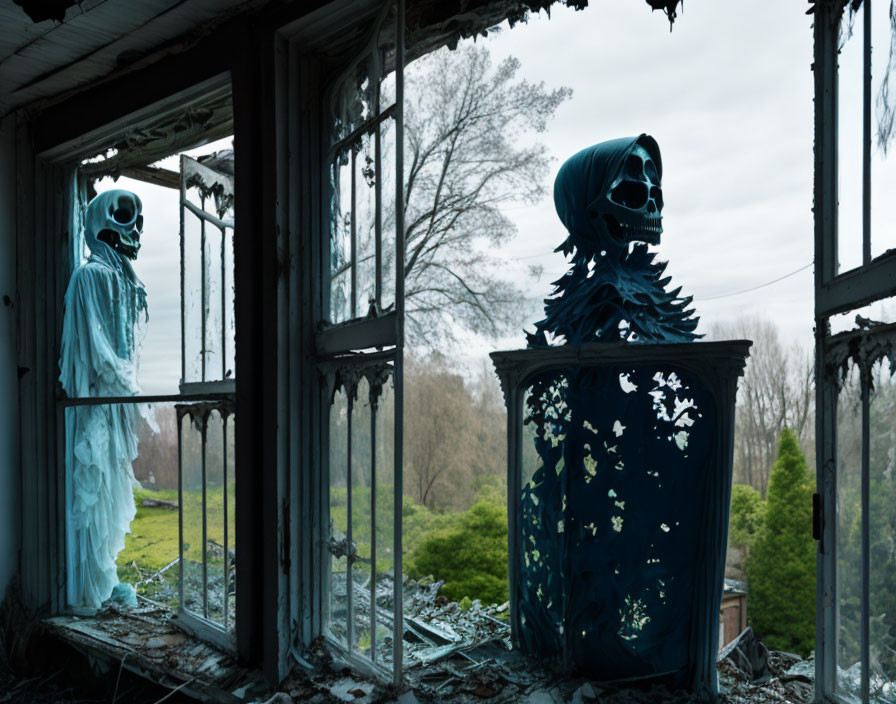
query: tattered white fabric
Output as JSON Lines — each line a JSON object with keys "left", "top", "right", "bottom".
{"left": 59, "top": 224, "right": 148, "bottom": 610}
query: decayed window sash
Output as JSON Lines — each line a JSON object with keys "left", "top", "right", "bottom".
{"left": 317, "top": 0, "right": 405, "bottom": 685}
{"left": 815, "top": 2, "right": 896, "bottom": 684}
{"left": 817, "top": 0, "right": 896, "bottom": 319}
{"left": 176, "top": 154, "right": 237, "bottom": 646}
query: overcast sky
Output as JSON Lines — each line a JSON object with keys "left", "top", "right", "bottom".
{"left": 97, "top": 0, "right": 847, "bottom": 393}
{"left": 480, "top": 0, "right": 817, "bottom": 354}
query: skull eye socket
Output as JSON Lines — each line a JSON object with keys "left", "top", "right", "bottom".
{"left": 136, "top": 215, "right": 144, "bottom": 231}
{"left": 624, "top": 154, "right": 644, "bottom": 180}
{"left": 610, "top": 180, "right": 648, "bottom": 210}
{"left": 112, "top": 206, "right": 134, "bottom": 224}
{"left": 645, "top": 160, "right": 659, "bottom": 183}
{"left": 651, "top": 187, "right": 663, "bottom": 213}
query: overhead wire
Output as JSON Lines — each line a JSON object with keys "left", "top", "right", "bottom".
{"left": 509, "top": 252, "right": 813, "bottom": 301}
{"left": 698, "top": 262, "right": 813, "bottom": 300}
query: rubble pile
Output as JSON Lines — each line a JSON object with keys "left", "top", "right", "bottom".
{"left": 261, "top": 579, "right": 819, "bottom": 704}
{"left": 834, "top": 661, "right": 895, "bottom": 703}
{"left": 717, "top": 628, "right": 814, "bottom": 704}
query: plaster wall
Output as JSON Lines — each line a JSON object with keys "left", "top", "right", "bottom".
{"left": 0, "top": 116, "right": 19, "bottom": 598}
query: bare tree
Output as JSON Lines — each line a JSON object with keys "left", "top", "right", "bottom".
{"left": 468, "top": 358, "right": 507, "bottom": 484}
{"left": 708, "top": 316, "right": 814, "bottom": 496}
{"left": 401, "top": 43, "right": 571, "bottom": 345}
{"left": 404, "top": 354, "right": 476, "bottom": 509}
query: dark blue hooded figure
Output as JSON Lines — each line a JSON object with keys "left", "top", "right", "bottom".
{"left": 519, "top": 136, "right": 715, "bottom": 691}
{"left": 527, "top": 134, "right": 698, "bottom": 347}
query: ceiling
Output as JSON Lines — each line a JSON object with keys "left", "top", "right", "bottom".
{"left": 1, "top": 0, "right": 669, "bottom": 120}
{"left": 0, "top": 0, "right": 257, "bottom": 117}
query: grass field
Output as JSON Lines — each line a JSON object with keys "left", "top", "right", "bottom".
{"left": 116, "top": 485, "right": 235, "bottom": 617}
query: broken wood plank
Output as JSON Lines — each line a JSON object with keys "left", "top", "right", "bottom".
{"left": 120, "top": 165, "right": 179, "bottom": 190}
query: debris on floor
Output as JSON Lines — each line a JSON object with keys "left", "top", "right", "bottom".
{"left": 835, "top": 660, "right": 896, "bottom": 702}
{"left": 718, "top": 639, "right": 814, "bottom": 704}
{"left": 8, "top": 571, "right": 820, "bottom": 704}
{"left": 716, "top": 627, "right": 770, "bottom": 682}
{"left": 44, "top": 603, "right": 266, "bottom": 702}
{"left": 261, "top": 579, "right": 818, "bottom": 704}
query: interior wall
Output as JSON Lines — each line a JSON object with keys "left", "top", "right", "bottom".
{"left": 0, "top": 116, "right": 19, "bottom": 599}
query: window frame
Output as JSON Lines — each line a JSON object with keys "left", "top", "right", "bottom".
{"left": 279, "top": 0, "right": 407, "bottom": 685}
{"left": 814, "top": 1, "right": 896, "bottom": 701}
{"left": 16, "top": 71, "right": 272, "bottom": 659}
{"left": 61, "top": 111, "right": 239, "bottom": 638}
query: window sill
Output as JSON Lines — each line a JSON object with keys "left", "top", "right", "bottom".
{"left": 44, "top": 605, "right": 263, "bottom": 702}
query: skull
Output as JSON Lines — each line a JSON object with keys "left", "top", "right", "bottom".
{"left": 591, "top": 143, "right": 663, "bottom": 246}
{"left": 86, "top": 189, "right": 143, "bottom": 260}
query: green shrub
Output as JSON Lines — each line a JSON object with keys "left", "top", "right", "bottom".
{"left": 410, "top": 499, "right": 508, "bottom": 605}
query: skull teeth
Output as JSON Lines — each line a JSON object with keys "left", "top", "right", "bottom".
{"left": 617, "top": 221, "right": 662, "bottom": 234}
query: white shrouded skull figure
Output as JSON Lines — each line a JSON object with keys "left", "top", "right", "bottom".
{"left": 59, "top": 188, "right": 151, "bottom": 610}
{"left": 87, "top": 189, "right": 144, "bottom": 260}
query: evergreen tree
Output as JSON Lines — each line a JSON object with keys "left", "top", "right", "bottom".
{"left": 729, "top": 483, "right": 766, "bottom": 555}
{"left": 745, "top": 427, "right": 816, "bottom": 656}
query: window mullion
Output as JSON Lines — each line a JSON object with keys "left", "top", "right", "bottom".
{"left": 223, "top": 415, "right": 230, "bottom": 630}
{"left": 201, "top": 413, "right": 209, "bottom": 620}
{"left": 392, "top": 0, "right": 405, "bottom": 685}
{"left": 178, "top": 413, "right": 185, "bottom": 619}
{"left": 351, "top": 149, "right": 358, "bottom": 320}
{"left": 221, "top": 225, "right": 227, "bottom": 380}
{"left": 346, "top": 392, "right": 355, "bottom": 650}
{"left": 181, "top": 156, "right": 187, "bottom": 385}
{"left": 327, "top": 106, "right": 396, "bottom": 161}
{"left": 860, "top": 365, "right": 871, "bottom": 702}
{"left": 375, "top": 116, "right": 383, "bottom": 309}
{"left": 369, "top": 388, "right": 377, "bottom": 662}
{"left": 863, "top": 0, "right": 872, "bottom": 267}
{"left": 201, "top": 195, "right": 208, "bottom": 382}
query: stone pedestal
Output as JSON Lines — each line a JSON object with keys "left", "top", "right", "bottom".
{"left": 491, "top": 340, "right": 750, "bottom": 702}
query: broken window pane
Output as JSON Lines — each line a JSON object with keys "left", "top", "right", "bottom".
{"left": 839, "top": 8, "right": 864, "bottom": 274}
{"left": 326, "top": 1, "right": 397, "bottom": 148}
{"left": 355, "top": 134, "right": 378, "bottom": 317}
{"left": 869, "top": 358, "right": 896, "bottom": 700}
{"left": 374, "top": 376, "right": 395, "bottom": 665}
{"left": 180, "top": 408, "right": 205, "bottom": 618}
{"left": 328, "top": 367, "right": 397, "bottom": 662}
{"left": 181, "top": 160, "right": 236, "bottom": 386}
{"left": 124, "top": 402, "right": 181, "bottom": 610}
{"left": 871, "top": 0, "right": 896, "bottom": 259}
{"left": 225, "top": 411, "right": 236, "bottom": 629}
{"left": 329, "top": 151, "right": 353, "bottom": 324}
{"left": 328, "top": 126, "right": 392, "bottom": 324}
{"left": 328, "top": 60, "right": 376, "bottom": 148}
{"left": 836, "top": 360, "right": 863, "bottom": 699}
{"left": 177, "top": 402, "right": 236, "bottom": 631}
{"left": 203, "top": 408, "right": 234, "bottom": 629}
{"left": 183, "top": 208, "right": 205, "bottom": 382}
{"left": 329, "top": 384, "right": 349, "bottom": 648}
{"left": 379, "top": 117, "right": 397, "bottom": 313}
{"left": 351, "top": 376, "right": 372, "bottom": 655}
{"left": 324, "top": 1, "right": 399, "bottom": 327}
{"left": 203, "top": 224, "right": 226, "bottom": 379}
